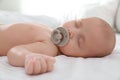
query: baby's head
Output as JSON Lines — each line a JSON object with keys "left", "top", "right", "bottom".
{"left": 52, "top": 17, "right": 115, "bottom": 57}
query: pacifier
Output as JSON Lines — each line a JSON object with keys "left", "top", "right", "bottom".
{"left": 51, "top": 27, "right": 69, "bottom": 46}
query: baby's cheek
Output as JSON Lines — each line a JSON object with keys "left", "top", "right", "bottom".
{"left": 59, "top": 46, "right": 73, "bottom": 56}
{"left": 59, "top": 46, "right": 69, "bottom": 55}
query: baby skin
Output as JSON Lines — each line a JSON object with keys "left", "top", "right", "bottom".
{"left": 0, "top": 17, "right": 115, "bottom": 75}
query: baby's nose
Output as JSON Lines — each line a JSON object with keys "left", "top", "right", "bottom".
{"left": 68, "top": 28, "right": 74, "bottom": 39}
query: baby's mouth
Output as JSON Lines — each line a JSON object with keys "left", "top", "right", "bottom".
{"left": 51, "top": 27, "right": 69, "bottom": 46}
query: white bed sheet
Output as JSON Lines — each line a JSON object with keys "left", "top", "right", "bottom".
{"left": 0, "top": 33, "right": 120, "bottom": 80}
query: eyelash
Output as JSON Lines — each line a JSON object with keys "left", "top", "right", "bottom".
{"left": 77, "top": 35, "right": 81, "bottom": 47}
{"left": 77, "top": 34, "right": 85, "bottom": 48}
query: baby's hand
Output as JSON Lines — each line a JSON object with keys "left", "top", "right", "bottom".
{"left": 25, "top": 54, "right": 55, "bottom": 75}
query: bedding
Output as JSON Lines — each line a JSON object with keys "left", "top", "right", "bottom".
{"left": 0, "top": 33, "right": 120, "bottom": 80}
{"left": 59, "top": 0, "right": 119, "bottom": 29}
{"left": 0, "top": 10, "right": 60, "bottom": 29}
{"left": 81, "top": 0, "right": 119, "bottom": 28}
{"left": 116, "top": 0, "right": 120, "bottom": 32}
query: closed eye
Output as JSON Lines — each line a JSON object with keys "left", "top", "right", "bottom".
{"left": 77, "top": 34, "right": 85, "bottom": 48}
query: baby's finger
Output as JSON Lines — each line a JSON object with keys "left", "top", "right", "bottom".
{"left": 33, "top": 57, "right": 41, "bottom": 74}
{"left": 25, "top": 58, "right": 34, "bottom": 75}
{"left": 40, "top": 56, "right": 47, "bottom": 73}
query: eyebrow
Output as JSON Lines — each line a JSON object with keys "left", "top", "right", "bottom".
{"left": 74, "top": 20, "right": 78, "bottom": 28}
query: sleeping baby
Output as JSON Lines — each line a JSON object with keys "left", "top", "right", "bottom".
{"left": 0, "top": 17, "right": 115, "bottom": 75}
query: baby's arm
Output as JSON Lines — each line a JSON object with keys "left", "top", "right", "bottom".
{"left": 0, "top": 23, "right": 51, "bottom": 55}
{"left": 7, "top": 45, "right": 55, "bottom": 75}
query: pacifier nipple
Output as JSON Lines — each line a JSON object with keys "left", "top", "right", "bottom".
{"left": 51, "top": 27, "right": 69, "bottom": 46}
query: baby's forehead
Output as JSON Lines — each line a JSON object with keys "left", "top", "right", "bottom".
{"left": 81, "top": 17, "right": 107, "bottom": 25}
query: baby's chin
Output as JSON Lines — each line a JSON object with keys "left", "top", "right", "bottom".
{"left": 58, "top": 46, "right": 74, "bottom": 56}
{"left": 58, "top": 46, "right": 81, "bottom": 57}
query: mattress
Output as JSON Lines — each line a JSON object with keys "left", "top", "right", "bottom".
{"left": 0, "top": 33, "right": 120, "bottom": 80}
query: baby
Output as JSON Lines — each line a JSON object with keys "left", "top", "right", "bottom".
{"left": 0, "top": 17, "right": 115, "bottom": 75}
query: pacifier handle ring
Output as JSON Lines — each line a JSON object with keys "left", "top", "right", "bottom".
{"left": 51, "top": 27, "right": 69, "bottom": 46}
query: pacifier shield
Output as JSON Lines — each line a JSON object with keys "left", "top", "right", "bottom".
{"left": 51, "top": 27, "right": 69, "bottom": 46}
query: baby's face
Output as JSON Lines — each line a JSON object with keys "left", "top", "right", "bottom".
{"left": 58, "top": 17, "right": 115, "bottom": 57}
